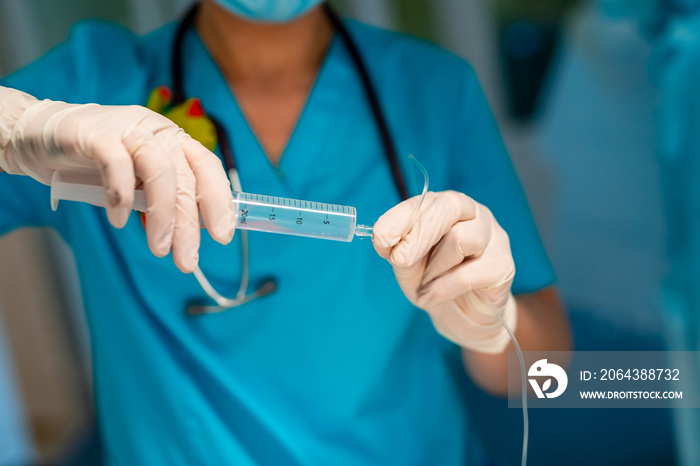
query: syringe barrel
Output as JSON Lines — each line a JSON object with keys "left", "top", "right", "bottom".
{"left": 50, "top": 171, "right": 148, "bottom": 211}
{"left": 50, "top": 172, "right": 358, "bottom": 242}
{"left": 232, "top": 192, "right": 356, "bottom": 242}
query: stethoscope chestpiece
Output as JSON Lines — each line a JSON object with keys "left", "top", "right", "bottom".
{"left": 186, "top": 301, "right": 213, "bottom": 317}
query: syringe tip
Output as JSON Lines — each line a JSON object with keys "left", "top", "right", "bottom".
{"left": 354, "top": 224, "right": 373, "bottom": 239}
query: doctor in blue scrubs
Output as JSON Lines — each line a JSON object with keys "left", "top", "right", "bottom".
{"left": 0, "top": 0, "right": 570, "bottom": 464}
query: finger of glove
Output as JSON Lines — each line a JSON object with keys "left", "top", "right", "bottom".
{"left": 182, "top": 136, "right": 235, "bottom": 245}
{"left": 90, "top": 136, "right": 136, "bottom": 228}
{"left": 386, "top": 192, "right": 477, "bottom": 268}
{"left": 416, "top": 251, "right": 514, "bottom": 310}
{"left": 372, "top": 194, "right": 427, "bottom": 259}
{"left": 156, "top": 131, "right": 200, "bottom": 273}
{"left": 124, "top": 129, "right": 176, "bottom": 258}
{"left": 421, "top": 218, "right": 491, "bottom": 286}
{"left": 392, "top": 256, "right": 429, "bottom": 303}
{"left": 171, "top": 155, "right": 200, "bottom": 273}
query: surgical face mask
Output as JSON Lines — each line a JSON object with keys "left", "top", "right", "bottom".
{"left": 211, "top": 0, "right": 325, "bottom": 22}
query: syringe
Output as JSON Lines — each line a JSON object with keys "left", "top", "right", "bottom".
{"left": 50, "top": 171, "right": 373, "bottom": 241}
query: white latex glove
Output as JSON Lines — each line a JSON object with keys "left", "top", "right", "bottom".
{"left": 0, "top": 86, "right": 235, "bottom": 273}
{"left": 373, "top": 191, "right": 517, "bottom": 354}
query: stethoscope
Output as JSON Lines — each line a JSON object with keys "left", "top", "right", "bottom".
{"left": 175, "top": 3, "right": 409, "bottom": 315}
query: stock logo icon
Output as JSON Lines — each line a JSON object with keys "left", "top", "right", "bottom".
{"left": 528, "top": 359, "right": 568, "bottom": 399}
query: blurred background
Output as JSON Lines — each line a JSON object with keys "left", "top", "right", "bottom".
{"left": 0, "top": 0, "right": 688, "bottom": 465}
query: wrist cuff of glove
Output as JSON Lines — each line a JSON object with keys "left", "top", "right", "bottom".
{"left": 433, "top": 293, "right": 518, "bottom": 354}
{"left": 0, "top": 88, "right": 39, "bottom": 158}
{"left": 470, "top": 293, "right": 518, "bottom": 354}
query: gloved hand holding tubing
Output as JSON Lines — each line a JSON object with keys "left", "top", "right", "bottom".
{"left": 0, "top": 86, "right": 235, "bottom": 273}
{"left": 373, "top": 191, "right": 517, "bottom": 354}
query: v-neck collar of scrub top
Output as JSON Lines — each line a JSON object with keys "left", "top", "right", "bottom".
{"left": 182, "top": 27, "right": 352, "bottom": 199}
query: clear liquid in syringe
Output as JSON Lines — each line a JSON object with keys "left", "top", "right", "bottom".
{"left": 233, "top": 192, "right": 359, "bottom": 242}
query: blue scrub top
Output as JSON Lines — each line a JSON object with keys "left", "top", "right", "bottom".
{"left": 0, "top": 17, "right": 555, "bottom": 466}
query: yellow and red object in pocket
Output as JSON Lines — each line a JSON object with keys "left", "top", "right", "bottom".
{"left": 146, "top": 85, "right": 218, "bottom": 152}
{"left": 140, "top": 85, "right": 220, "bottom": 228}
